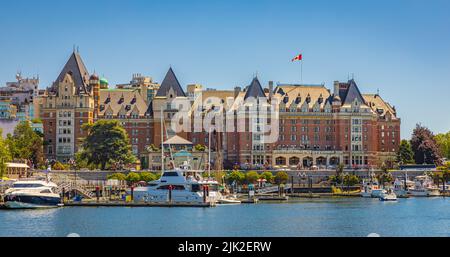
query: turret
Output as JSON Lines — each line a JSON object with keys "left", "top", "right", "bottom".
{"left": 90, "top": 73, "right": 100, "bottom": 119}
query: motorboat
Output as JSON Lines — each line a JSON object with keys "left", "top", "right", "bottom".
{"left": 217, "top": 194, "right": 241, "bottom": 204}
{"left": 409, "top": 175, "right": 441, "bottom": 197}
{"left": 393, "top": 177, "right": 414, "bottom": 198}
{"left": 3, "top": 179, "right": 62, "bottom": 209}
{"left": 127, "top": 162, "right": 222, "bottom": 204}
{"left": 379, "top": 188, "right": 397, "bottom": 201}
{"left": 360, "top": 179, "right": 383, "bottom": 198}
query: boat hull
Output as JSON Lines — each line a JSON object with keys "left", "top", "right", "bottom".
{"left": 3, "top": 195, "right": 61, "bottom": 209}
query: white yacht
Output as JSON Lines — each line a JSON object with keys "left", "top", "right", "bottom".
{"left": 127, "top": 162, "right": 221, "bottom": 204}
{"left": 379, "top": 188, "right": 397, "bottom": 201}
{"left": 360, "top": 179, "right": 383, "bottom": 198}
{"left": 409, "top": 175, "right": 441, "bottom": 197}
{"left": 3, "top": 179, "right": 62, "bottom": 209}
{"left": 393, "top": 177, "right": 414, "bottom": 198}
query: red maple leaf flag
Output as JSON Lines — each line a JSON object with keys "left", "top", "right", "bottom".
{"left": 291, "top": 54, "right": 302, "bottom": 62}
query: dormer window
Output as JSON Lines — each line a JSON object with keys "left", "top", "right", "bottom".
{"left": 306, "top": 94, "right": 311, "bottom": 104}
{"left": 118, "top": 95, "right": 124, "bottom": 104}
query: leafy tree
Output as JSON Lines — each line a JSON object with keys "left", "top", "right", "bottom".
{"left": 411, "top": 124, "right": 442, "bottom": 165}
{"left": 78, "top": 120, "right": 136, "bottom": 170}
{"left": 245, "top": 171, "right": 260, "bottom": 184}
{"left": 377, "top": 171, "right": 394, "bottom": 186}
{"left": 194, "top": 144, "right": 206, "bottom": 152}
{"left": 6, "top": 122, "right": 43, "bottom": 168}
{"left": 139, "top": 172, "right": 157, "bottom": 182}
{"left": 275, "top": 171, "right": 288, "bottom": 185}
{"left": 397, "top": 139, "right": 415, "bottom": 164}
{"left": 336, "top": 163, "right": 344, "bottom": 176}
{"left": 107, "top": 173, "right": 126, "bottom": 181}
{"left": 226, "top": 170, "right": 245, "bottom": 184}
{"left": 343, "top": 174, "right": 359, "bottom": 186}
{"left": 146, "top": 144, "right": 159, "bottom": 152}
{"left": 260, "top": 171, "right": 274, "bottom": 183}
{"left": 435, "top": 132, "right": 450, "bottom": 160}
{"left": 0, "top": 129, "right": 12, "bottom": 178}
{"left": 126, "top": 172, "right": 141, "bottom": 183}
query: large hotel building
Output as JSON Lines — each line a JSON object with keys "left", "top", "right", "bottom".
{"left": 40, "top": 51, "right": 400, "bottom": 169}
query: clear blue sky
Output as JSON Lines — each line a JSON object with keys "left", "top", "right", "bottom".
{"left": 1, "top": 0, "right": 449, "bottom": 138}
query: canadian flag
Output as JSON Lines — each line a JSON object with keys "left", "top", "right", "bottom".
{"left": 291, "top": 54, "right": 302, "bottom": 62}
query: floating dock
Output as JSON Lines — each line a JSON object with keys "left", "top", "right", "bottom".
{"left": 64, "top": 201, "right": 216, "bottom": 207}
{"left": 257, "top": 196, "right": 289, "bottom": 201}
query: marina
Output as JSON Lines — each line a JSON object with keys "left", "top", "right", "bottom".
{"left": 0, "top": 197, "right": 448, "bottom": 237}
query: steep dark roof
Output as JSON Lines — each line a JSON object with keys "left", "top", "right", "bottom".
{"left": 53, "top": 52, "right": 90, "bottom": 95}
{"left": 342, "top": 79, "right": 366, "bottom": 105}
{"left": 244, "top": 77, "right": 266, "bottom": 100}
{"left": 155, "top": 67, "right": 186, "bottom": 97}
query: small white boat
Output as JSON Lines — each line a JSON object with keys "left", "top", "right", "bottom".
{"left": 360, "top": 179, "right": 382, "bottom": 198}
{"left": 379, "top": 188, "right": 397, "bottom": 201}
{"left": 218, "top": 195, "right": 241, "bottom": 204}
{"left": 409, "top": 175, "right": 441, "bottom": 197}
{"left": 393, "top": 177, "right": 414, "bottom": 198}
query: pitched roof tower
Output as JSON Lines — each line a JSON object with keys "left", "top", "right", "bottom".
{"left": 155, "top": 67, "right": 186, "bottom": 97}
{"left": 52, "top": 51, "right": 90, "bottom": 95}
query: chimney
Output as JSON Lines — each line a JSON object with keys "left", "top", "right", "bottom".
{"left": 333, "top": 81, "right": 340, "bottom": 96}
{"left": 234, "top": 86, "right": 241, "bottom": 98}
{"left": 268, "top": 81, "right": 273, "bottom": 100}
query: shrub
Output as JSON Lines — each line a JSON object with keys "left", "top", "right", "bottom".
{"left": 107, "top": 173, "right": 126, "bottom": 181}
{"left": 245, "top": 171, "right": 260, "bottom": 184}
{"left": 260, "top": 171, "right": 274, "bottom": 183}
{"left": 52, "top": 161, "right": 67, "bottom": 170}
{"left": 139, "top": 172, "right": 157, "bottom": 182}
{"left": 126, "top": 172, "right": 141, "bottom": 183}
{"left": 226, "top": 170, "right": 245, "bottom": 184}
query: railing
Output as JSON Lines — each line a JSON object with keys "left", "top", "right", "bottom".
{"left": 256, "top": 184, "right": 291, "bottom": 194}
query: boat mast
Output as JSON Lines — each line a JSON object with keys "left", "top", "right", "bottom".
{"left": 208, "top": 127, "right": 212, "bottom": 178}
{"left": 161, "top": 108, "right": 164, "bottom": 174}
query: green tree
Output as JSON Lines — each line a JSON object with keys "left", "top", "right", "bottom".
{"left": 245, "top": 171, "right": 260, "bottom": 184}
{"left": 397, "top": 139, "right": 415, "bottom": 164}
{"left": 0, "top": 129, "right": 12, "bottom": 178}
{"left": 107, "top": 173, "right": 127, "bottom": 181}
{"left": 78, "top": 120, "right": 136, "bottom": 170}
{"left": 275, "top": 171, "right": 289, "bottom": 185}
{"left": 6, "top": 122, "right": 43, "bottom": 168}
{"left": 343, "top": 174, "right": 359, "bottom": 186}
{"left": 194, "top": 144, "right": 206, "bottom": 152}
{"left": 139, "top": 172, "right": 157, "bottom": 182}
{"left": 260, "top": 171, "right": 274, "bottom": 183}
{"left": 435, "top": 132, "right": 450, "bottom": 160}
{"left": 336, "top": 163, "right": 344, "bottom": 177}
{"left": 126, "top": 172, "right": 141, "bottom": 183}
{"left": 411, "top": 124, "right": 442, "bottom": 165}
{"left": 226, "top": 170, "right": 245, "bottom": 184}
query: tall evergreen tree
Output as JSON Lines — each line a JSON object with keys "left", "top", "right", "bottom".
{"left": 410, "top": 124, "right": 442, "bottom": 165}
{"left": 397, "top": 139, "right": 414, "bottom": 164}
{"left": 78, "top": 120, "right": 136, "bottom": 170}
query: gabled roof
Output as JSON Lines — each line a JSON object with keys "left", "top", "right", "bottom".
{"left": 342, "top": 79, "right": 366, "bottom": 105}
{"left": 155, "top": 67, "right": 186, "bottom": 97}
{"left": 53, "top": 51, "right": 90, "bottom": 95}
{"left": 163, "top": 135, "right": 192, "bottom": 145}
{"left": 244, "top": 77, "right": 266, "bottom": 100}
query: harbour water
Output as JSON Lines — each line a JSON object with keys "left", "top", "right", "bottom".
{"left": 0, "top": 197, "right": 448, "bottom": 237}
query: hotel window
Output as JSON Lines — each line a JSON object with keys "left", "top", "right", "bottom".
{"left": 291, "top": 135, "right": 296, "bottom": 141}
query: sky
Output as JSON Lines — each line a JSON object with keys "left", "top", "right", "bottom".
{"left": 0, "top": 0, "right": 449, "bottom": 138}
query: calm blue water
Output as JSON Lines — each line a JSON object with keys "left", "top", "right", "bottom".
{"left": 0, "top": 197, "right": 449, "bottom": 237}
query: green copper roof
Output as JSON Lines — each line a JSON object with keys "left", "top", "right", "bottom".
{"left": 100, "top": 77, "right": 108, "bottom": 85}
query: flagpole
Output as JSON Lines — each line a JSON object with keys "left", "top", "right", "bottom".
{"left": 301, "top": 60, "right": 303, "bottom": 84}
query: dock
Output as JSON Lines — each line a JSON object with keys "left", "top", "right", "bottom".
{"left": 240, "top": 198, "right": 258, "bottom": 204}
{"left": 64, "top": 200, "right": 216, "bottom": 207}
{"left": 257, "top": 195, "right": 289, "bottom": 201}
